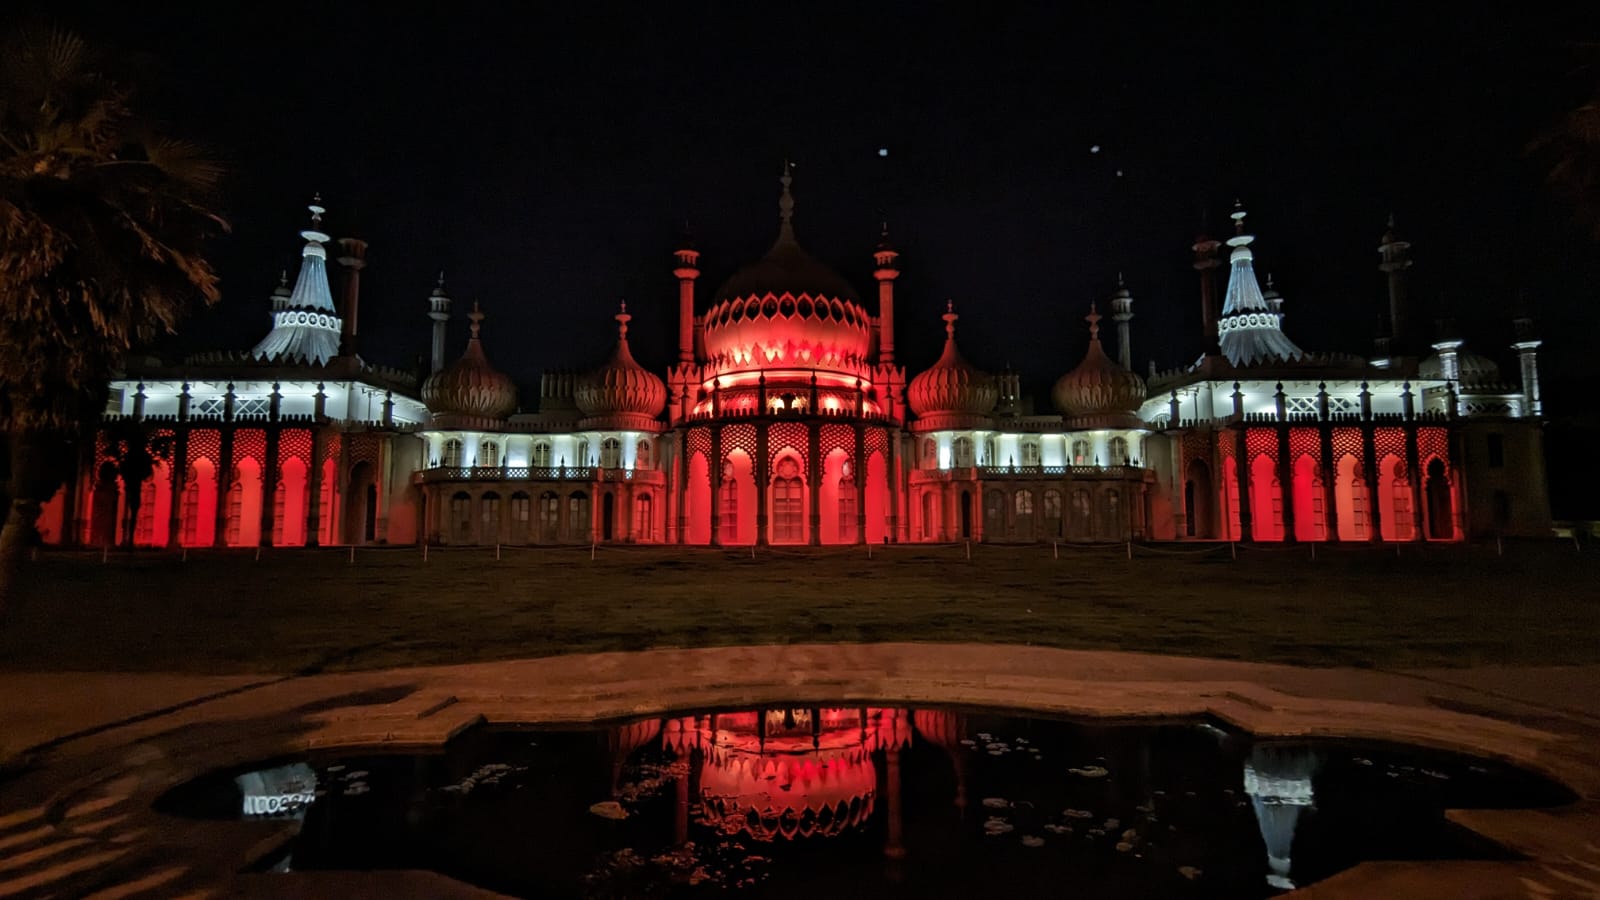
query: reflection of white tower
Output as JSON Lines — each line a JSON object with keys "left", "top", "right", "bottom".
{"left": 1244, "top": 746, "right": 1317, "bottom": 891}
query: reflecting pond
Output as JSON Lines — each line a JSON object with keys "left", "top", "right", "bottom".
{"left": 157, "top": 708, "right": 1573, "bottom": 898}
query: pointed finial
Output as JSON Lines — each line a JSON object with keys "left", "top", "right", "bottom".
{"left": 278, "top": 269, "right": 289, "bottom": 289}
{"left": 309, "top": 194, "right": 325, "bottom": 226}
{"left": 942, "top": 300, "right": 958, "bottom": 340}
{"left": 1085, "top": 302, "right": 1102, "bottom": 341}
{"left": 778, "top": 160, "right": 796, "bottom": 239}
{"left": 468, "top": 300, "right": 484, "bottom": 340}
{"left": 1230, "top": 199, "right": 1247, "bottom": 234}
{"left": 616, "top": 299, "right": 631, "bottom": 340}
{"left": 1116, "top": 271, "right": 1126, "bottom": 289}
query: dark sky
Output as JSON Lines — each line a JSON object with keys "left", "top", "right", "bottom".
{"left": 28, "top": 1, "right": 1600, "bottom": 404}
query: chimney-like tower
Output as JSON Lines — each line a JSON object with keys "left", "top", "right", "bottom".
{"left": 1192, "top": 223, "right": 1223, "bottom": 350}
{"left": 1109, "top": 273, "right": 1134, "bottom": 369}
{"left": 874, "top": 222, "right": 900, "bottom": 364}
{"left": 1378, "top": 214, "right": 1413, "bottom": 353}
{"left": 428, "top": 272, "right": 451, "bottom": 374}
{"left": 673, "top": 227, "right": 700, "bottom": 364}
{"left": 335, "top": 237, "right": 368, "bottom": 358}
{"left": 1512, "top": 314, "right": 1542, "bottom": 417}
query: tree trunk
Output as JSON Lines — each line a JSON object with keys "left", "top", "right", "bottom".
{"left": 0, "top": 433, "right": 51, "bottom": 621}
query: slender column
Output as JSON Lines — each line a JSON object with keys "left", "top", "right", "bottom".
{"left": 212, "top": 428, "right": 235, "bottom": 548}
{"left": 1277, "top": 425, "right": 1295, "bottom": 543}
{"left": 874, "top": 226, "right": 899, "bottom": 364}
{"left": 1404, "top": 426, "right": 1424, "bottom": 541}
{"left": 756, "top": 425, "right": 770, "bottom": 546}
{"left": 166, "top": 429, "right": 188, "bottom": 549}
{"left": 1233, "top": 427, "right": 1253, "bottom": 541}
{"left": 808, "top": 423, "right": 822, "bottom": 546}
{"left": 259, "top": 428, "right": 280, "bottom": 546}
{"left": 1362, "top": 425, "right": 1382, "bottom": 542}
{"left": 306, "top": 429, "right": 326, "bottom": 547}
{"left": 1319, "top": 427, "right": 1339, "bottom": 542}
{"left": 675, "top": 431, "right": 689, "bottom": 544}
{"left": 854, "top": 424, "right": 868, "bottom": 544}
{"left": 709, "top": 426, "right": 722, "bottom": 547}
{"left": 887, "top": 428, "right": 902, "bottom": 542}
{"left": 674, "top": 243, "right": 700, "bottom": 364}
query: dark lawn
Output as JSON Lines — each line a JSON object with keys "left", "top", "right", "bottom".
{"left": 1, "top": 541, "right": 1595, "bottom": 674}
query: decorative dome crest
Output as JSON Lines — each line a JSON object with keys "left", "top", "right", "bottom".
{"left": 422, "top": 302, "right": 517, "bottom": 424}
{"left": 1052, "top": 303, "right": 1146, "bottom": 425}
{"left": 575, "top": 302, "right": 668, "bottom": 429}
{"left": 908, "top": 302, "right": 998, "bottom": 431}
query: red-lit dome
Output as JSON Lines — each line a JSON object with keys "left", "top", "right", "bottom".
{"left": 422, "top": 305, "right": 517, "bottom": 425}
{"left": 908, "top": 304, "right": 998, "bottom": 431}
{"left": 1052, "top": 305, "right": 1146, "bottom": 427}
{"left": 575, "top": 305, "right": 667, "bottom": 430}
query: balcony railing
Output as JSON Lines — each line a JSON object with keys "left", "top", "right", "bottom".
{"left": 414, "top": 465, "right": 666, "bottom": 484}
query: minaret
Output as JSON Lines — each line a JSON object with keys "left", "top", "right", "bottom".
{"left": 777, "top": 159, "right": 796, "bottom": 244}
{"left": 268, "top": 270, "right": 290, "bottom": 312}
{"left": 336, "top": 237, "right": 368, "bottom": 358}
{"left": 1378, "top": 214, "right": 1413, "bottom": 353}
{"left": 1192, "top": 216, "right": 1224, "bottom": 350}
{"left": 428, "top": 272, "right": 452, "bottom": 374}
{"left": 874, "top": 221, "right": 900, "bottom": 364}
{"left": 1109, "top": 273, "right": 1134, "bottom": 369}
{"left": 1512, "top": 314, "right": 1542, "bottom": 417}
{"left": 251, "top": 196, "right": 344, "bottom": 366}
{"left": 673, "top": 225, "right": 700, "bottom": 364}
{"left": 1431, "top": 320, "right": 1463, "bottom": 382}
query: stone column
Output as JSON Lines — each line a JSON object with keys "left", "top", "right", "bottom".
{"left": 1362, "top": 425, "right": 1383, "bottom": 542}
{"left": 1234, "top": 427, "right": 1253, "bottom": 541}
{"left": 1276, "top": 425, "right": 1295, "bottom": 543}
{"left": 887, "top": 428, "right": 903, "bottom": 542}
{"left": 212, "top": 428, "right": 235, "bottom": 548}
{"left": 306, "top": 429, "right": 326, "bottom": 547}
{"left": 167, "top": 429, "right": 189, "bottom": 549}
{"left": 1319, "top": 427, "right": 1339, "bottom": 542}
{"left": 807, "top": 423, "right": 822, "bottom": 546}
{"left": 259, "top": 427, "right": 280, "bottom": 546}
{"left": 1404, "top": 426, "right": 1424, "bottom": 541}
{"left": 756, "top": 424, "right": 770, "bottom": 546}
{"left": 854, "top": 424, "right": 868, "bottom": 544}
{"left": 709, "top": 427, "right": 723, "bottom": 547}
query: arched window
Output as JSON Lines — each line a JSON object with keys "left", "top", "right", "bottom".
{"left": 442, "top": 438, "right": 464, "bottom": 468}
{"left": 922, "top": 438, "right": 938, "bottom": 469}
{"left": 601, "top": 437, "right": 622, "bottom": 469}
{"left": 532, "top": 441, "right": 552, "bottom": 468}
{"left": 1021, "top": 439, "right": 1040, "bottom": 467}
{"left": 510, "top": 492, "right": 531, "bottom": 542}
{"left": 838, "top": 459, "right": 857, "bottom": 541}
{"left": 634, "top": 493, "right": 653, "bottom": 541}
{"left": 719, "top": 461, "right": 739, "bottom": 538}
{"left": 1044, "top": 489, "right": 1063, "bottom": 538}
{"left": 1071, "top": 439, "right": 1090, "bottom": 466}
{"left": 568, "top": 491, "right": 590, "bottom": 536}
{"left": 635, "top": 439, "right": 652, "bottom": 470}
{"left": 1104, "top": 488, "right": 1121, "bottom": 536}
{"left": 479, "top": 440, "right": 500, "bottom": 468}
{"left": 984, "top": 436, "right": 998, "bottom": 466}
{"left": 1071, "top": 488, "right": 1092, "bottom": 539}
{"left": 1108, "top": 436, "right": 1129, "bottom": 466}
{"left": 1015, "top": 489, "right": 1034, "bottom": 516}
{"left": 538, "top": 491, "right": 560, "bottom": 540}
{"left": 450, "top": 491, "right": 472, "bottom": 543}
{"left": 576, "top": 439, "right": 591, "bottom": 467}
{"left": 953, "top": 436, "right": 974, "bottom": 468}
{"left": 772, "top": 457, "right": 804, "bottom": 543}
{"left": 481, "top": 491, "right": 501, "bottom": 543}
{"left": 1014, "top": 489, "right": 1036, "bottom": 540}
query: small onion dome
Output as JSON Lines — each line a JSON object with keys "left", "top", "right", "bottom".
{"left": 1053, "top": 303, "right": 1146, "bottom": 428}
{"left": 575, "top": 302, "right": 667, "bottom": 430}
{"left": 907, "top": 302, "right": 999, "bottom": 432}
{"left": 422, "top": 302, "right": 517, "bottom": 425}
{"left": 1418, "top": 349, "right": 1502, "bottom": 389}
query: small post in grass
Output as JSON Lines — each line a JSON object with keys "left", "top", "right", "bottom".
{"left": 1230, "top": 541, "right": 1237, "bottom": 560}
{"left": 1396, "top": 543, "right": 1402, "bottom": 558}
{"left": 182, "top": 547, "right": 188, "bottom": 563}
{"left": 496, "top": 543, "right": 501, "bottom": 561}
{"left": 1053, "top": 540, "right": 1058, "bottom": 560}
{"left": 423, "top": 542, "right": 428, "bottom": 562}
{"left": 964, "top": 540, "right": 971, "bottom": 560}
{"left": 1496, "top": 535, "right": 1503, "bottom": 557}
{"left": 591, "top": 541, "right": 596, "bottom": 561}
{"left": 254, "top": 546, "right": 261, "bottom": 562}
{"left": 750, "top": 544, "right": 755, "bottom": 559}
{"left": 867, "top": 542, "right": 873, "bottom": 560}
{"left": 1310, "top": 543, "right": 1316, "bottom": 562}
{"left": 101, "top": 544, "right": 108, "bottom": 564}
{"left": 1126, "top": 540, "right": 1132, "bottom": 560}
{"left": 348, "top": 545, "right": 355, "bottom": 564}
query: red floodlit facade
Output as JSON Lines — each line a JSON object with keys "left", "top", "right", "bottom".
{"left": 43, "top": 173, "right": 1551, "bottom": 551}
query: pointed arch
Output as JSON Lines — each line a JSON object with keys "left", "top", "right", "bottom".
{"left": 864, "top": 450, "right": 888, "bottom": 545}
{"left": 1250, "top": 454, "right": 1284, "bottom": 541}
{"left": 1425, "top": 458, "right": 1454, "bottom": 540}
{"left": 1335, "top": 455, "right": 1368, "bottom": 541}
{"left": 1184, "top": 458, "right": 1215, "bottom": 539}
{"left": 1291, "top": 454, "right": 1325, "bottom": 542}
{"left": 687, "top": 451, "right": 712, "bottom": 544}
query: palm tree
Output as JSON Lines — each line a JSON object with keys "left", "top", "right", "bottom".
{"left": 0, "top": 26, "right": 227, "bottom": 615}
{"left": 1528, "top": 45, "right": 1600, "bottom": 242}
{"left": 100, "top": 418, "right": 175, "bottom": 549}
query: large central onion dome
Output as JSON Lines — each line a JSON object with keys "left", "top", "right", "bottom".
{"left": 422, "top": 303, "right": 517, "bottom": 425}
{"left": 1053, "top": 304, "right": 1146, "bottom": 427}
{"left": 700, "top": 164, "right": 873, "bottom": 377}
{"left": 908, "top": 303, "right": 998, "bottom": 431}
{"left": 575, "top": 303, "right": 667, "bottom": 430}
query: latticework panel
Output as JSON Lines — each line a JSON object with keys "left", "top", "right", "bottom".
{"left": 278, "top": 428, "right": 314, "bottom": 464}
{"left": 767, "top": 422, "right": 808, "bottom": 467}
{"left": 1217, "top": 430, "right": 1236, "bottom": 462}
{"left": 687, "top": 427, "right": 712, "bottom": 460}
{"left": 1374, "top": 427, "right": 1406, "bottom": 462}
{"left": 320, "top": 431, "right": 341, "bottom": 464}
{"left": 1245, "top": 428, "right": 1278, "bottom": 464}
{"left": 820, "top": 423, "right": 855, "bottom": 458}
{"left": 720, "top": 423, "right": 757, "bottom": 461}
{"left": 1417, "top": 427, "right": 1450, "bottom": 473}
{"left": 233, "top": 428, "right": 267, "bottom": 465}
{"left": 1331, "top": 427, "right": 1363, "bottom": 463}
{"left": 347, "top": 433, "right": 381, "bottom": 467}
{"left": 186, "top": 429, "right": 222, "bottom": 467}
{"left": 864, "top": 427, "right": 888, "bottom": 459}
{"left": 1288, "top": 428, "right": 1322, "bottom": 466}
{"left": 1181, "top": 430, "right": 1212, "bottom": 468}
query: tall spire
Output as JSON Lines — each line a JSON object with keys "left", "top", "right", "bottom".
{"left": 428, "top": 272, "right": 452, "bottom": 374}
{"left": 251, "top": 196, "right": 344, "bottom": 366}
{"left": 777, "top": 159, "right": 796, "bottom": 244}
{"left": 1217, "top": 202, "right": 1304, "bottom": 367}
{"left": 615, "top": 299, "right": 631, "bottom": 342}
{"left": 1378, "top": 212, "right": 1414, "bottom": 352}
{"left": 1109, "top": 275, "right": 1134, "bottom": 369}
{"left": 874, "top": 219, "right": 901, "bottom": 364}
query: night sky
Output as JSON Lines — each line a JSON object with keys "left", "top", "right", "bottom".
{"left": 27, "top": 2, "right": 1600, "bottom": 407}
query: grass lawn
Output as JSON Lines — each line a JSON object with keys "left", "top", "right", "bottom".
{"left": 1, "top": 540, "right": 1595, "bottom": 674}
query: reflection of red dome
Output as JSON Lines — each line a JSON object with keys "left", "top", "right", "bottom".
{"left": 664, "top": 708, "right": 910, "bottom": 842}
{"left": 908, "top": 304, "right": 997, "bottom": 431}
{"left": 575, "top": 305, "right": 667, "bottom": 430}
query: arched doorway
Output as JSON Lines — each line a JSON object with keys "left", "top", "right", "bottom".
{"left": 481, "top": 491, "right": 502, "bottom": 545}
{"left": 601, "top": 492, "right": 616, "bottom": 542}
{"left": 1250, "top": 454, "right": 1284, "bottom": 541}
{"left": 539, "top": 491, "right": 560, "bottom": 542}
{"left": 687, "top": 452, "right": 712, "bottom": 544}
{"left": 983, "top": 490, "right": 1004, "bottom": 540}
{"left": 1291, "top": 455, "right": 1325, "bottom": 542}
{"left": 959, "top": 489, "right": 973, "bottom": 540}
{"left": 1184, "top": 458, "right": 1214, "bottom": 538}
{"left": 450, "top": 492, "right": 472, "bottom": 543}
{"left": 633, "top": 493, "right": 653, "bottom": 542}
{"left": 1425, "top": 458, "right": 1453, "bottom": 540}
{"left": 1335, "top": 455, "right": 1367, "bottom": 541}
{"left": 345, "top": 461, "right": 376, "bottom": 545}
{"left": 510, "top": 492, "right": 531, "bottom": 543}
{"left": 90, "top": 461, "right": 120, "bottom": 547}
{"left": 569, "top": 490, "right": 591, "bottom": 541}
{"left": 770, "top": 456, "right": 805, "bottom": 545}
{"left": 1014, "top": 489, "right": 1036, "bottom": 541}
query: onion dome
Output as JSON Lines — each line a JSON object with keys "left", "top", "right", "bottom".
{"left": 251, "top": 197, "right": 344, "bottom": 366}
{"left": 1418, "top": 349, "right": 1502, "bottom": 388}
{"left": 1052, "top": 303, "right": 1147, "bottom": 427}
{"left": 575, "top": 302, "right": 668, "bottom": 430}
{"left": 422, "top": 302, "right": 517, "bottom": 425}
{"left": 700, "top": 163, "right": 874, "bottom": 378}
{"left": 907, "top": 302, "right": 999, "bottom": 431}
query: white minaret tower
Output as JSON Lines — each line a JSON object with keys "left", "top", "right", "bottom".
{"left": 1512, "top": 314, "right": 1542, "bottom": 417}
{"left": 428, "top": 272, "right": 451, "bottom": 374}
{"left": 1217, "top": 201, "right": 1304, "bottom": 367}
{"left": 1109, "top": 273, "right": 1134, "bottom": 370}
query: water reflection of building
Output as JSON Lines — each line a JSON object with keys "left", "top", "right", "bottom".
{"left": 1244, "top": 745, "right": 1318, "bottom": 891}
{"left": 51, "top": 167, "right": 1553, "bottom": 552}
{"left": 237, "top": 762, "right": 318, "bottom": 820}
